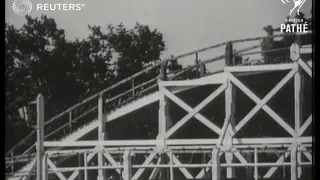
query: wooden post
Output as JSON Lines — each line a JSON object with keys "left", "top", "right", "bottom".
{"left": 36, "top": 94, "right": 45, "bottom": 180}
{"left": 97, "top": 94, "right": 106, "bottom": 180}
{"left": 294, "top": 61, "right": 303, "bottom": 178}
{"left": 69, "top": 111, "right": 72, "bottom": 132}
{"left": 254, "top": 148, "right": 258, "bottom": 180}
{"left": 169, "top": 151, "right": 174, "bottom": 180}
{"left": 200, "top": 62, "right": 206, "bottom": 77}
{"left": 42, "top": 154, "right": 48, "bottom": 180}
{"left": 225, "top": 42, "right": 233, "bottom": 66}
{"left": 291, "top": 147, "right": 298, "bottom": 180}
{"left": 123, "top": 150, "right": 132, "bottom": 180}
{"left": 224, "top": 79, "right": 235, "bottom": 178}
{"left": 78, "top": 152, "right": 83, "bottom": 180}
{"left": 84, "top": 152, "right": 88, "bottom": 180}
{"left": 195, "top": 53, "right": 199, "bottom": 78}
{"left": 212, "top": 148, "right": 220, "bottom": 180}
{"left": 160, "top": 60, "right": 168, "bottom": 81}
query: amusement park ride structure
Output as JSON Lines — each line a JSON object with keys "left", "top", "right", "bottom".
{"left": 5, "top": 31, "right": 313, "bottom": 180}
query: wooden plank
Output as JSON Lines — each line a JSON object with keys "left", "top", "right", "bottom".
{"left": 165, "top": 84, "right": 226, "bottom": 138}
{"left": 132, "top": 152, "right": 157, "bottom": 180}
{"left": 44, "top": 140, "right": 157, "bottom": 147}
{"left": 224, "top": 63, "right": 294, "bottom": 72}
{"left": 160, "top": 73, "right": 225, "bottom": 87}
{"left": 162, "top": 87, "right": 222, "bottom": 135}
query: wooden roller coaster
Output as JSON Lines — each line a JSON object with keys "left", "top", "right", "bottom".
{"left": 5, "top": 31, "right": 313, "bottom": 180}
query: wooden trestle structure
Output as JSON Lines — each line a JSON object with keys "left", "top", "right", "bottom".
{"left": 6, "top": 32, "right": 313, "bottom": 180}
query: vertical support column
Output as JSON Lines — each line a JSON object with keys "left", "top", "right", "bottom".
{"left": 254, "top": 148, "right": 258, "bottom": 180}
{"left": 224, "top": 78, "right": 235, "bottom": 178}
{"left": 84, "top": 152, "right": 88, "bottom": 180}
{"left": 225, "top": 42, "right": 233, "bottom": 66}
{"left": 36, "top": 94, "right": 45, "bottom": 180}
{"left": 42, "top": 154, "right": 48, "bottom": 180}
{"left": 212, "top": 148, "right": 221, "bottom": 180}
{"left": 291, "top": 147, "right": 298, "bottom": 180}
{"left": 78, "top": 152, "right": 83, "bottom": 180}
{"left": 123, "top": 150, "right": 132, "bottom": 180}
{"left": 169, "top": 150, "right": 174, "bottom": 180}
{"left": 294, "top": 42, "right": 303, "bottom": 178}
{"left": 97, "top": 94, "right": 106, "bottom": 180}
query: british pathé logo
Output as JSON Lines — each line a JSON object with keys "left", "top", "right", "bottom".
{"left": 281, "top": 0, "right": 306, "bottom": 16}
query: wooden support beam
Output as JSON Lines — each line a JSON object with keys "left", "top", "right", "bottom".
{"left": 103, "top": 152, "right": 121, "bottom": 174}
{"left": 168, "top": 153, "right": 193, "bottom": 179}
{"left": 224, "top": 79, "right": 235, "bottom": 178}
{"left": 123, "top": 150, "right": 132, "bottom": 180}
{"left": 47, "top": 159, "right": 67, "bottom": 180}
{"left": 227, "top": 72, "right": 295, "bottom": 136}
{"left": 42, "top": 154, "right": 48, "bottom": 180}
{"left": 169, "top": 151, "right": 174, "bottom": 180}
{"left": 157, "top": 86, "right": 167, "bottom": 147}
{"left": 299, "top": 115, "right": 312, "bottom": 136}
{"left": 161, "top": 86, "right": 222, "bottom": 135}
{"left": 165, "top": 84, "right": 227, "bottom": 138}
{"left": 298, "top": 59, "right": 312, "bottom": 77}
{"left": 291, "top": 147, "right": 298, "bottom": 180}
{"left": 97, "top": 95, "right": 106, "bottom": 180}
{"left": 36, "top": 94, "right": 45, "bottom": 180}
{"left": 254, "top": 148, "right": 258, "bottom": 180}
{"left": 224, "top": 63, "right": 294, "bottom": 72}
{"left": 132, "top": 152, "right": 157, "bottom": 180}
{"left": 233, "top": 68, "right": 297, "bottom": 135}
{"left": 83, "top": 153, "right": 88, "bottom": 180}
{"left": 212, "top": 148, "right": 221, "bottom": 180}
{"left": 294, "top": 63, "right": 304, "bottom": 178}
{"left": 149, "top": 157, "right": 161, "bottom": 180}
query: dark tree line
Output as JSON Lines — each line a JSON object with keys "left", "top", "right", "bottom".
{"left": 5, "top": 15, "right": 182, "bottom": 152}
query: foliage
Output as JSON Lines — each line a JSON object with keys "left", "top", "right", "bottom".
{"left": 5, "top": 15, "right": 182, "bottom": 152}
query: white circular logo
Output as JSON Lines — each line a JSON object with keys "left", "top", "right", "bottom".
{"left": 12, "top": 0, "right": 32, "bottom": 16}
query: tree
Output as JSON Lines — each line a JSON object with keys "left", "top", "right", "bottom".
{"left": 5, "top": 16, "right": 181, "bottom": 153}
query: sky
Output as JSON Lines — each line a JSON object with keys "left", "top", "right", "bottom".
{"left": 5, "top": 0, "right": 312, "bottom": 70}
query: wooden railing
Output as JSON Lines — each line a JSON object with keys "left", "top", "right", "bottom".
{"left": 5, "top": 31, "right": 312, "bottom": 176}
